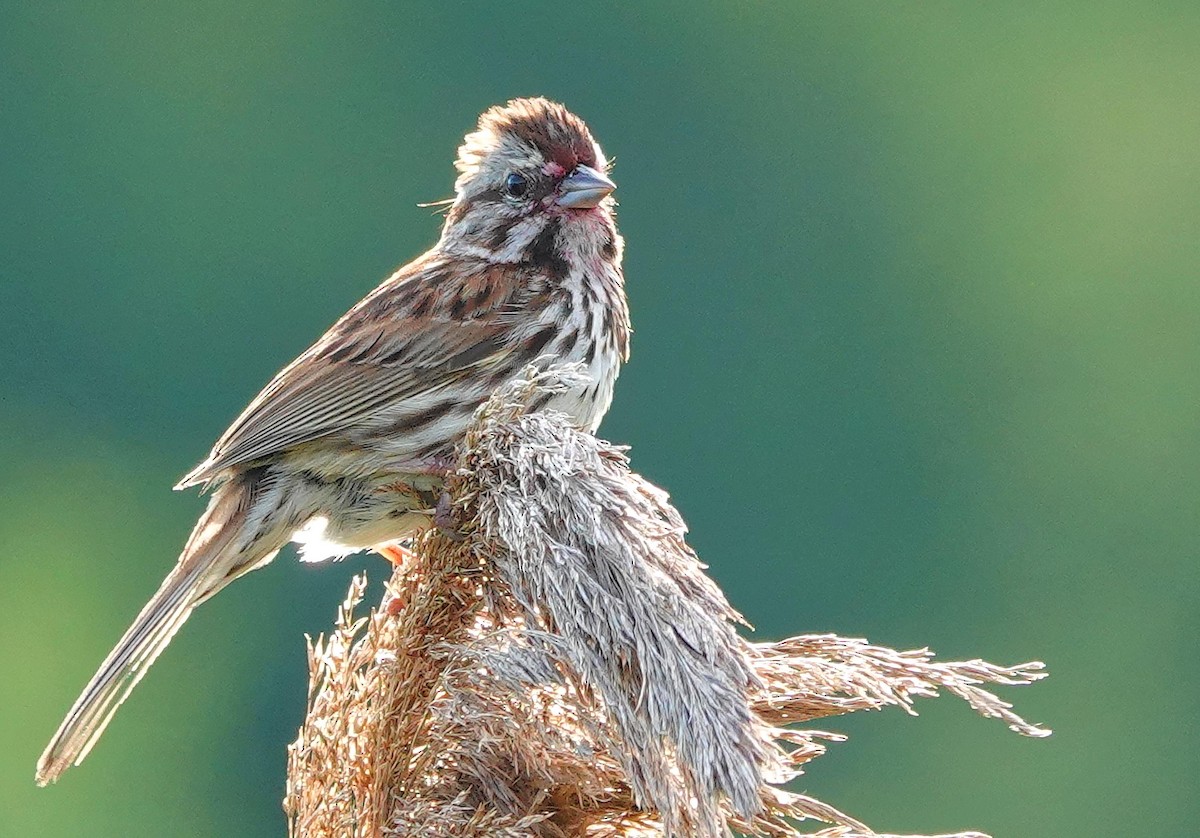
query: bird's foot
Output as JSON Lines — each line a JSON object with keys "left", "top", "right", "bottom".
{"left": 434, "top": 490, "right": 466, "bottom": 541}
{"left": 376, "top": 542, "right": 416, "bottom": 567}
{"left": 376, "top": 543, "right": 418, "bottom": 615}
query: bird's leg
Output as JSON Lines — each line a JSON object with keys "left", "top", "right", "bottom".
{"left": 383, "top": 584, "right": 408, "bottom": 616}
{"left": 434, "top": 490, "right": 465, "bottom": 541}
{"left": 376, "top": 542, "right": 416, "bottom": 566}
{"left": 374, "top": 454, "right": 463, "bottom": 537}
{"left": 369, "top": 455, "right": 463, "bottom": 540}
{"left": 376, "top": 542, "right": 419, "bottom": 616}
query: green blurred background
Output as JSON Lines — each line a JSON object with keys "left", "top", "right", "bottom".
{"left": 2, "top": 2, "right": 1196, "bottom": 835}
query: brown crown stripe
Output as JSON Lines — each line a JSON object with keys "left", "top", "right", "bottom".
{"left": 478, "top": 97, "right": 597, "bottom": 172}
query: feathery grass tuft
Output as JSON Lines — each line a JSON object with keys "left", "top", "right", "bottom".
{"left": 284, "top": 366, "right": 1048, "bottom": 838}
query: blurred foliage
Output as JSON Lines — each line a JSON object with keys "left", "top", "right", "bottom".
{"left": 1, "top": 2, "right": 1196, "bottom": 835}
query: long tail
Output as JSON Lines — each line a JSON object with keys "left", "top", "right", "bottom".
{"left": 36, "top": 471, "right": 287, "bottom": 785}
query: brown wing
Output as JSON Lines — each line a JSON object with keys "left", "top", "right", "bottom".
{"left": 176, "top": 253, "right": 533, "bottom": 488}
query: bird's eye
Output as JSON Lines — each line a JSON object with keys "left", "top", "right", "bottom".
{"left": 504, "top": 172, "right": 529, "bottom": 198}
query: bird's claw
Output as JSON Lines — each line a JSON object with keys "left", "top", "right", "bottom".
{"left": 434, "top": 490, "right": 466, "bottom": 540}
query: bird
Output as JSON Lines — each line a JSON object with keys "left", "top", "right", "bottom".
{"left": 36, "top": 97, "right": 630, "bottom": 785}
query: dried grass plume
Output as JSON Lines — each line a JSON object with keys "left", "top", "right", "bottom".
{"left": 285, "top": 365, "right": 1049, "bottom": 838}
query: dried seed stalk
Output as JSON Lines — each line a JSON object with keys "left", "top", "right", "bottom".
{"left": 285, "top": 367, "right": 1048, "bottom": 838}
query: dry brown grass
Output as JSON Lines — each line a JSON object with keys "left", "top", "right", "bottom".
{"left": 284, "top": 366, "right": 1048, "bottom": 838}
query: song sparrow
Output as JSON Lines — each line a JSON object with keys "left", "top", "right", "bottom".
{"left": 37, "top": 97, "right": 629, "bottom": 785}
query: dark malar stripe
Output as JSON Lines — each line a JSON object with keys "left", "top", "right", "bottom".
{"left": 526, "top": 220, "right": 568, "bottom": 277}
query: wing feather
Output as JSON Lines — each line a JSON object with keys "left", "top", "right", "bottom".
{"left": 177, "top": 255, "right": 534, "bottom": 488}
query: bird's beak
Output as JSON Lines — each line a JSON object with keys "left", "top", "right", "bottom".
{"left": 556, "top": 165, "right": 616, "bottom": 209}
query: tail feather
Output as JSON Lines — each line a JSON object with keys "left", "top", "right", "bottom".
{"left": 36, "top": 476, "right": 282, "bottom": 786}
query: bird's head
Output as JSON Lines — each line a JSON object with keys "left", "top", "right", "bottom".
{"left": 440, "top": 98, "right": 619, "bottom": 271}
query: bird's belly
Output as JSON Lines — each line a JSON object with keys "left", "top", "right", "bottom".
{"left": 544, "top": 378, "right": 612, "bottom": 431}
{"left": 286, "top": 467, "right": 441, "bottom": 562}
